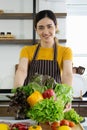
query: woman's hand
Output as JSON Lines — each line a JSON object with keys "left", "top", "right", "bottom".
{"left": 63, "top": 102, "right": 72, "bottom": 112}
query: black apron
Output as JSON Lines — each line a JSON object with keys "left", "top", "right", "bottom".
{"left": 24, "top": 43, "right": 61, "bottom": 85}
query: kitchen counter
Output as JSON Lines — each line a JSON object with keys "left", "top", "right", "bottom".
{"left": 0, "top": 92, "right": 87, "bottom": 101}
{"left": 81, "top": 117, "right": 87, "bottom": 130}
{"left": 0, "top": 117, "right": 87, "bottom": 130}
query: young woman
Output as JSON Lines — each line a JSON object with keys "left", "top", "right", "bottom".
{"left": 14, "top": 10, "right": 73, "bottom": 88}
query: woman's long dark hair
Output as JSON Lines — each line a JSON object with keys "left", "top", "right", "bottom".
{"left": 34, "top": 10, "right": 57, "bottom": 28}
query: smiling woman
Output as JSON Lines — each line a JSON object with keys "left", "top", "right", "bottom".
{"left": 14, "top": 10, "right": 73, "bottom": 88}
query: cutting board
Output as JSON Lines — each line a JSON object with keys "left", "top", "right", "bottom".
{"left": 40, "top": 123, "right": 84, "bottom": 130}
{"left": 72, "top": 123, "right": 84, "bottom": 130}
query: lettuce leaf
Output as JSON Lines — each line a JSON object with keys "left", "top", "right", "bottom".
{"left": 27, "top": 97, "right": 64, "bottom": 123}
{"left": 64, "top": 108, "right": 84, "bottom": 124}
{"left": 54, "top": 83, "right": 73, "bottom": 105}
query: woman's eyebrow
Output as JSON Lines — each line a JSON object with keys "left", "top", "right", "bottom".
{"left": 38, "top": 24, "right": 52, "bottom": 27}
{"left": 47, "top": 24, "right": 53, "bottom": 26}
{"left": 38, "top": 25, "right": 44, "bottom": 28}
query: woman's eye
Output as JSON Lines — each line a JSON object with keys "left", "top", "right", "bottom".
{"left": 47, "top": 25, "right": 52, "bottom": 29}
{"left": 38, "top": 26, "right": 44, "bottom": 30}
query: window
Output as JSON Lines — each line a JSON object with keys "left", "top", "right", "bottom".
{"left": 66, "top": 1, "right": 87, "bottom": 74}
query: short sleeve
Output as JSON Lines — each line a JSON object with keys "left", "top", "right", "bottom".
{"left": 63, "top": 47, "right": 73, "bottom": 61}
{"left": 19, "top": 46, "right": 29, "bottom": 59}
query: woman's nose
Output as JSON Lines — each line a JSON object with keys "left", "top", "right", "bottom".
{"left": 43, "top": 28, "right": 49, "bottom": 34}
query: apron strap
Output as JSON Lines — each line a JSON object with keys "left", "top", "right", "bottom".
{"left": 32, "top": 43, "right": 57, "bottom": 61}
{"left": 32, "top": 44, "right": 40, "bottom": 60}
{"left": 53, "top": 42, "right": 57, "bottom": 61}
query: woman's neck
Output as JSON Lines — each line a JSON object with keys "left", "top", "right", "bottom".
{"left": 40, "top": 40, "right": 55, "bottom": 48}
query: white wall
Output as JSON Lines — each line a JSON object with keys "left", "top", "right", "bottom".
{"left": 0, "top": 0, "right": 66, "bottom": 89}
{"left": 0, "top": 0, "right": 33, "bottom": 89}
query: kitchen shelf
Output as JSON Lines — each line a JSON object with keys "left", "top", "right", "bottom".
{"left": 0, "top": 13, "right": 33, "bottom": 19}
{"left": 0, "top": 0, "right": 67, "bottom": 45}
{"left": 0, "top": 13, "right": 67, "bottom": 19}
{"left": 0, "top": 39, "right": 66, "bottom": 44}
{"left": 0, "top": 39, "right": 33, "bottom": 45}
{"left": 55, "top": 13, "right": 67, "bottom": 18}
{"left": 0, "top": 11, "right": 67, "bottom": 44}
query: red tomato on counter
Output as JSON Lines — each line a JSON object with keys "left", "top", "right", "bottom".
{"left": 60, "top": 119, "right": 69, "bottom": 126}
{"left": 69, "top": 121, "right": 75, "bottom": 127}
{"left": 51, "top": 121, "right": 60, "bottom": 130}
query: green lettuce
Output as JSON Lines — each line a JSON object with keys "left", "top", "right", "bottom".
{"left": 54, "top": 83, "right": 73, "bottom": 105}
{"left": 64, "top": 108, "right": 84, "bottom": 124}
{"left": 27, "top": 97, "right": 64, "bottom": 123}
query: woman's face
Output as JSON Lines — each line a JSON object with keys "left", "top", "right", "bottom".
{"left": 36, "top": 17, "right": 57, "bottom": 46}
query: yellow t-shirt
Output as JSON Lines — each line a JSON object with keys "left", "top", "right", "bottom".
{"left": 20, "top": 43, "right": 73, "bottom": 72}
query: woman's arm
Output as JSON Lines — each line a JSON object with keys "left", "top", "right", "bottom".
{"left": 61, "top": 60, "right": 73, "bottom": 111}
{"left": 14, "top": 58, "right": 29, "bottom": 88}
{"left": 61, "top": 60, "right": 73, "bottom": 86}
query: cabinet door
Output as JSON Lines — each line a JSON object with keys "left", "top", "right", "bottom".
{"left": 79, "top": 104, "right": 87, "bottom": 117}
{"left": 79, "top": 107, "right": 87, "bottom": 116}
{"left": 72, "top": 101, "right": 87, "bottom": 117}
{"left": 0, "top": 106, "right": 15, "bottom": 117}
{"left": 72, "top": 102, "right": 80, "bottom": 114}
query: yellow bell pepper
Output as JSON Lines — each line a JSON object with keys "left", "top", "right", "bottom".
{"left": 0, "top": 123, "right": 9, "bottom": 130}
{"left": 28, "top": 125, "right": 42, "bottom": 130}
{"left": 27, "top": 91, "right": 43, "bottom": 107}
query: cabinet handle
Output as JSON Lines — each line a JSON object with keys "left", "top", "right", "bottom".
{"left": 80, "top": 105, "right": 87, "bottom": 107}
{"left": 72, "top": 105, "right": 79, "bottom": 107}
{"left": 72, "top": 104, "right": 87, "bottom": 107}
{"left": 0, "top": 104, "right": 9, "bottom": 107}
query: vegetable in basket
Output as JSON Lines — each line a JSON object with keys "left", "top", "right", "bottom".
{"left": 28, "top": 125, "right": 42, "bottom": 130}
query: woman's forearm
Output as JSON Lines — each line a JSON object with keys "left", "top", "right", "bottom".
{"left": 14, "top": 69, "right": 27, "bottom": 88}
{"left": 14, "top": 58, "right": 29, "bottom": 88}
{"left": 62, "top": 60, "right": 73, "bottom": 86}
{"left": 61, "top": 73, "right": 73, "bottom": 86}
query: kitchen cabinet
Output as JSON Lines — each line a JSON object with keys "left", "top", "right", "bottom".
{"left": 0, "top": 0, "right": 67, "bottom": 45}
{"left": 72, "top": 98, "right": 87, "bottom": 117}
{"left": 0, "top": 0, "right": 36, "bottom": 45}
{"left": 0, "top": 101, "right": 15, "bottom": 117}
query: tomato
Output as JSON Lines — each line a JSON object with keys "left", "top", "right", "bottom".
{"left": 42, "top": 89, "right": 56, "bottom": 99}
{"left": 51, "top": 121, "right": 60, "bottom": 130}
{"left": 60, "top": 120, "right": 69, "bottom": 126}
{"left": 69, "top": 121, "right": 75, "bottom": 127}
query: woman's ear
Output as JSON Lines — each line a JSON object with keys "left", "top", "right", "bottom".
{"left": 56, "top": 29, "right": 59, "bottom": 34}
{"left": 55, "top": 25, "right": 59, "bottom": 34}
